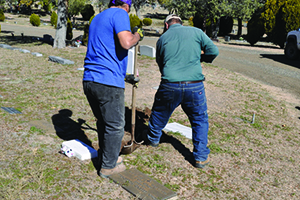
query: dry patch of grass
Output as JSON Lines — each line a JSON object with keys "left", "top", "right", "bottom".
{"left": 0, "top": 34, "right": 299, "bottom": 199}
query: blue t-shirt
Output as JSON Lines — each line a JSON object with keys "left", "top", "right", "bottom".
{"left": 83, "top": 8, "right": 131, "bottom": 88}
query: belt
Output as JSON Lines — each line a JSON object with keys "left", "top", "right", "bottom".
{"left": 169, "top": 80, "right": 203, "bottom": 84}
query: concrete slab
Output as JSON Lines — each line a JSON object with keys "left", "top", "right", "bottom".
{"left": 48, "top": 56, "right": 75, "bottom": 65}
{"left": 31, "top": 52, "right": 43, "bottom": 57}
{"left": 19, "top": 49, "right": 31, "bottom": 53}
{"left": 163, "top": 122, "right": 192, "bottom": 139}
{"left": 6, "top": 47, "right": 21, "bottom": 51}
{"left": 109, "top": 168, "right": 177, "bottom": 200}
{"left": 0, "top": 44, "right": 11, "bottom": 48}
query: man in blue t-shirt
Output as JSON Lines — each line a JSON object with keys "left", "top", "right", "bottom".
{"left": 83, "top": 0, "right": 142, "bottom": 178}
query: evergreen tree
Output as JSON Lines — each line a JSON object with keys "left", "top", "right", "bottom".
{"left": 262, "top": 0, "right": 300, "bottom": 48}
{"left": 68, "top": 0, "right": 85, "bottom": 22}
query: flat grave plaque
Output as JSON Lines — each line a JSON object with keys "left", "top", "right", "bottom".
{"left": 1, "top": 107, "right": 22, "bottom": 114}
{"left": 109, "top": 168, "right": 177, "bottom": 200}
{"left": 28, "top": 120, "right": 55, "bottom": 133}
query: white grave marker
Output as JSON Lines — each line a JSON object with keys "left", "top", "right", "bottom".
{"left": 140, "top": 45, "right": 156, "bottom": 58}
{"left": 163, "top": 122, "right": 192, "bottom": 139}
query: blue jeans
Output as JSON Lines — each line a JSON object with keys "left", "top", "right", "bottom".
{"left": 83, "top": 81, "right": 125, "bottom": 169}
{"left": 148, "top": 81, "right": 210, "bottom": 161}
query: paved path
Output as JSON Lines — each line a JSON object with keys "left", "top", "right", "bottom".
{"left": 213, "top": 43, "right": 300, "bottom": 99}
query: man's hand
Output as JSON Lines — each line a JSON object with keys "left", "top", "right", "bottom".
{"left": 125, "top": 73, "right": 140, "bottom": 87}
{"left": 133, "top": 26, "right": 144, "bottom": 41}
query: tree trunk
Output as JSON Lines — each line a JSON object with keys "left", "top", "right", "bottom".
{"left": 237, "top": 18, "right": 242, "bottom": 37}
{"left": 133, "top": 4, "right": 141, "bottom": 18}
{"left": 212, "top": 18, "right": 220, "bottom": 40}
{"left": 53, "top": 0, "right": 68, "bottom": 48}
{"left": 202, "top": 17, "right": 207, "bottom": 34}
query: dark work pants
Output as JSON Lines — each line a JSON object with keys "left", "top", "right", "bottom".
{"left": 83, "top": 81, "right": 125, "bottom": 169}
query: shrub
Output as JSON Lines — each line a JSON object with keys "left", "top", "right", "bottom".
{"left": 0, "top": 9, "right": 5, "bottom": 22}
{"left": 193, "top": 12, "right": 215, "bottom": 37}
{"left": 218, "top": 16, "right": 233, "bottom": 36}
{"left": 129, "top": 14, "right": 142, "bottom": 32}
{"left": 89, "top": 15, "right": 95, "bottom": 25}
{"left": 188, "top": 16, "right": 194, "bottom": 26}
{"left": 261, "top": 0, "right": 300, "bottom": 48}
{"left": 50, "top": 11, "right": 58, "bottom": 27}
{"left": 30, "top": 13, "right": 40, "bottom": 27}
{"left": 66, "top": 18, "right": 73, "bottom": 40}
{"left": 42, "top": 0, "right": 51, "bottom": 12}
{"left": 246, "top": 8, "right": 265, "bottom": 46}
{"left": 143, "top": 18, "right": 152, "bottom": 26}
{"left": 82, "top": 24, "right": 89, "bottom": 45}
{"left": 81, "top": 4, "right": 95, "bottom": 21}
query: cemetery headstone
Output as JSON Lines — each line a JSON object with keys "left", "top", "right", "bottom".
{"left": 43, "top": 34, "right": 54, "bottom": 44}
{"left": 19, "top": 49, "right": 31, "bottom": 53}
{"left": 140, "top": 45, "right": 156, "bottom": 58}
{"left": 31, "top": 52, "right": 43, "bottom": 57}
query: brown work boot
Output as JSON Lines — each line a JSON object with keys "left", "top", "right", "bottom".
{"left": 195, "top": 156, "right": 210, "bottom": 168}
{"left": 100, "top": 163, "right": 126, "bottom": 178}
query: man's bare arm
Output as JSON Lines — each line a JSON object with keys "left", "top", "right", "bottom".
{"left": 118, "top": 31, "right": 140, "bottom": 50}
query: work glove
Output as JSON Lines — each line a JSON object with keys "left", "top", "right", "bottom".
{"left": 133, "top": 26, "right": 144, "bottom": 41}
{"left": 125, "top": 73, "right": 140, "bottom": 87}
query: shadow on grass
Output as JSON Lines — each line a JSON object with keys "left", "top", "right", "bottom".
{"left": 0, "top": 35, "right": 52, "bottom": 46}
{"left": 143, "top": 12, "right": 168, "bottom": 20}
{"left": 51, "top": 109, "right": 93, "bottom": 147}
{"left": 224, "top": 41, "right": 282, "bottom": 50}
{"left": 260, "top": 54, "right": 300, "bottom": 69}
{"left": 0, "top": 34, "right": 84, "bottom": 47}
{"left": 161, "top": 133, "right": 195, "bottom": 165}
{"left": 296, "top": 106, "right": 300, "bottom": 120}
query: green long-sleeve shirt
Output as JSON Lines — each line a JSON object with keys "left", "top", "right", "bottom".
{"left": 156, "top": 24, "right": 219, "bottom": 82}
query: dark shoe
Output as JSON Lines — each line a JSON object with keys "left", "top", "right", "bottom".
{"left": 195, "top": 156, "right": 210, "bottom": 168}
{"left": 142, "top": 129, "right": 159, "bottom": 147}
{"left": 99, "top": 163, "right": 126, "bottom": 178}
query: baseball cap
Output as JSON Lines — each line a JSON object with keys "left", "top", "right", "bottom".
{"left": 112, "top": 0, "right": 132, "bottom": 7}
{"left": 165, "top": 14, "right": 181, "bottom": 23}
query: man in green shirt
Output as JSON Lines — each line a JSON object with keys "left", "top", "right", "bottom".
{"left": 144, "top": 14, "right": 219, "bottom": 168}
